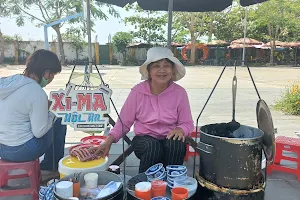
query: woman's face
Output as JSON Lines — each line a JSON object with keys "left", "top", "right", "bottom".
{"left": 148, "top": 59, "right": 174, "bottom": 84}
{"left": 44, "top": 71, "right": 56, "bottom": 85}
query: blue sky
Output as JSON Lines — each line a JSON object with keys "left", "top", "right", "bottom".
{"left": 0, "top": 6, "right": 136, "bottom": 44}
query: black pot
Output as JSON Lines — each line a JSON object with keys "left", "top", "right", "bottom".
{"left": 197, "top": 123, "right": 264, "bottom": 190}
{"left": 195, "top": 172, "right": 266, "bottom": 200}
{"left": 196, "top": 184, "right": 265, "bottom": 200}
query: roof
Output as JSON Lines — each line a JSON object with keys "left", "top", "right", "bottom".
{"left": 207, "top": 40, "right": 229, "bottom": 46}
{"left": 171, "top": 42, "right": 186, "bottom": 47}
{"left": 261, "top": 41, "right": 300, "bottom": 48}
{"left": 231, "top": 38, "right": 263, "bottom": 45}
{"left": 126, "top": 43, "right": 151, "bottom": 48}
{"left": 228, "top": 43, "right": 256, "bottom": 49}
{"left": 265, "top": 41, "right": 286, "bottom": 46}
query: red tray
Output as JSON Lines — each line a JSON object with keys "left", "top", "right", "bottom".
{"left": 80, "top": 136, "right": 107, "bottom": 145}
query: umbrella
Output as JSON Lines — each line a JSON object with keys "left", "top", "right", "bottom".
{"left": 95, "top": 0, "right": 269, "bottom": 181}
{"left": 97, "top": 0, "right": 268, "bottom": 12}
{"left": 97, "top": 0, "right": 268, "bottom": 47}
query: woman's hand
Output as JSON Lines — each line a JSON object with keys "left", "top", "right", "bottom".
{"left": 93, "top": 135, "right": 114, "bottom": 158}
{"left": 167, "top": 127, "right": 185, "bottom": 142}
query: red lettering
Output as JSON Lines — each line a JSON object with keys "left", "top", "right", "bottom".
{"left": 52, "top": 93, "right": 65, "bottom": 111}
{"left": 77, "top": 94, "right": 92, "bottom": 111}
{"left": 65, "top": 97, "right": 71, "bottom": 111}
{"left": 93, "top": 93, "right": 107, "bottom": 111}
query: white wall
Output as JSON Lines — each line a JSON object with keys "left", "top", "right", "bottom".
{"left": 2, "top": 41, "right": 96, "bottom": 61}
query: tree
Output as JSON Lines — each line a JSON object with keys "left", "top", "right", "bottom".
{"left": 3, "top": 34, "right": 23, "bottom": 42}
{"left": 124, "top": 4, "right": 167, "bottom": 44}
{"left": 252, "top": 0, "right": 300, "bottom": 65}
{"left": 112, "top": 32, "right": 133, "bottom": 62}
{"left": 0, "top": 0, "right": 119, "bottom": 64}
{"left": 61, "top": 27, "right": 86, "bottom": 61}
{"left": 173, "top": 12, "right": 211, "bottom": 64}
{"left": 0, "top": 31, "right": 4, "bottom": 64}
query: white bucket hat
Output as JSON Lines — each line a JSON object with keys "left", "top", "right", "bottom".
{"left": 139, "top": 47, "right": 186, "bottom": 81}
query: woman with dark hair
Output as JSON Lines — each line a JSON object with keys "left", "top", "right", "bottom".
{"left": 94, "top": 47, "right": 194, "bottom": 173}
{"left": 0, "top": 49, "right": 67, "bottom": 179}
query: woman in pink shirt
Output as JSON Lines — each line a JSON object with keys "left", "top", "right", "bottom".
{"left": 95, "top": 47, "right": 194, "bottom": 173}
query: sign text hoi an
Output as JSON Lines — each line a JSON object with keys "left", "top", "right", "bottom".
{"left": 49, "top": 83, "right": 112, "bottom": 131}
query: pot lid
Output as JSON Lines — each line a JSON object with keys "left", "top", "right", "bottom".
{"left": 256, "top": 99, "right": 275, "bottom": 163}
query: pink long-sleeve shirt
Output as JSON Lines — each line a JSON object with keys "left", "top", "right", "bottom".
{"left": 109, "top": 80, "right": 194, "bottom": 143}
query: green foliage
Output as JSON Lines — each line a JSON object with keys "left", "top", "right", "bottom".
{"left": 252, "top": 0, "right": 297, "bottom": 40}
{"left": 274, "top": 82, "right": 300, "bottom": 115}
{"left": 120, "top": 55, "right": 138, "bottom": 66}
{"left": 3, "top": 34, "right": 23, "bottom": 42}
{"left": 1, "top": 0, "right": 120, "bottom": 64}
{"left": 213, "top": 0, "right": 300, "bottom": 43}
{"left": 112, "top": 32, "right": 133, "bottom": 55}
{"left": 250, "top": 0, "right": 300, "bottom": 64}
{"left": 1, "top": 0, "right": 120, "bottom": 26}
{"left": 124, "top": 4, "right": 167, "bottom": 44}
{"left": 173, "top": 12, "right": 211, "bottom": 40}
{"left": 61, "top": 27, "right": 86, "bottom": 59}
{"left": 213, "top": 5, "right": 246, "bottom": 42}
{"left": 173, "top": 12, "right": 212, "bottom": 64}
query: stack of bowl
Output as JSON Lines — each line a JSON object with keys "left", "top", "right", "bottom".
{"left": 151, "top": 197, "right": 171, "bottom": 200}
{"left": 145, "top": 163, "right": 166, "bottom": 182}
{"left": 166, "top": 165, "right": 187, "bottom": 188}
{"left": 39, "top": 186, "right": 47, "bottom": 200}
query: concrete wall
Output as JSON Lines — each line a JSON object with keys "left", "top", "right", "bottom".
{"left": 2, "top": 40, "right": 97, "bottom": 63}
{"left": 1, "top": 40, "right": 149, "bottom": 65}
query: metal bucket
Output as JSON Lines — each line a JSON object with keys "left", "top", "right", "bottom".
{"left": 54, "top": 171, "right": 124, "bottom": 200}
{"left": 197, "top": 123, "right": 264, "bottom": 190}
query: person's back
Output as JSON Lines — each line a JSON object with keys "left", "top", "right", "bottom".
{"left": 0, "top": 74, "right": 51, "bottom": 146}
{"left": 0, "top": 50, "right": 67, "bottom": 181}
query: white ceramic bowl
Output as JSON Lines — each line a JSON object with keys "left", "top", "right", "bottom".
{"left": 166, "top": 165, "right": 187, "bottom": 172}
{"left": 167, "top": 169, "right": 187, "bottom": 178}
{"left": 174, "top": 176, "right": 198, "bottom": 197}
{"left": 148, "top": 171, "right": 166, "bottom": 182}
{"left": 145, "top": 163, "right": 164, "bottom": 176}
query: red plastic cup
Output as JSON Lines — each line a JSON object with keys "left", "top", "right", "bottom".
{"left": 171, "top": 187, "right": 188, "bottom": 200}
{"left": 151, "top": 180, "right": 167, "bottom": 197}
{"left": 135, "top": 182, "right": 152, "bottom": 200}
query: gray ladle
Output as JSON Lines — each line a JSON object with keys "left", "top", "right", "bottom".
{"left": 228, "top": 75, "right": 241, "bottom": 133}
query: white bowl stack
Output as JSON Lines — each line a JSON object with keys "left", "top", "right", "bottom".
{"left": 166, "top": 165, "right": 187, "bottom": 188}
{"left": 145, "top": 163, "right": 166, "bottom": 182}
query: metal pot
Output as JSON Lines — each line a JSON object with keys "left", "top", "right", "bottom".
{"left": 195, "top": 172, "right": 265, "bottom": 200}
{"left": 197, "top": 123, "right": 264, "bottom": 190}
{"left": 54, "top": 171, "right": 124, "bottom": 200}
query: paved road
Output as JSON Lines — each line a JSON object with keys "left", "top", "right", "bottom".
{"left": 1, "top": 65, "right": 300, "bottom": 200}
